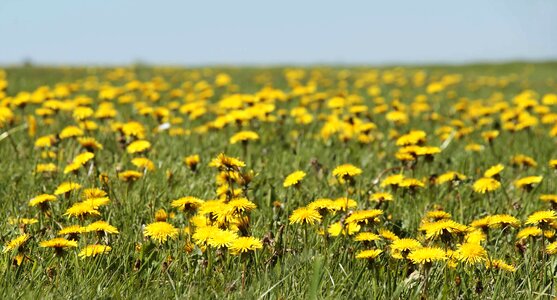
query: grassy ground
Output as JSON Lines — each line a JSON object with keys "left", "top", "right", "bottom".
{"left": 1, "top": 62, "right": 557, "bottom": 299}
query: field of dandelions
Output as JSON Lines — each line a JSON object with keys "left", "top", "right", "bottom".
{"left": 1, "top": 63, "right": 557, "bottom": 299}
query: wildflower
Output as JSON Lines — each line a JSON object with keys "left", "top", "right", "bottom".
{"left": 208, "top": 229, "right": 238, "bottom": 248}
{"left": 40, "top": 238, "right": 78, "bottom": 253}
{"left": 473, "top": 177, "right": 501, "bottom": 193}
{"left": 283, "top": 170, "right": 306, "bottom": 187}
{"left": 333, "top": 197, "right": 358, "bottom": 211}
{"left": 118, "top": 170, "right": 143, "bottom": 182}
{"left": 36, "top": 163, "right": 57, "bottom": 173}
{"left": 369, "top": 192, "right": 394, "bottom": 203}
{"left": 78, "top": 137, "right": 103, "bottom": 151}
{"left": 58, "top": 225, "right": 86, "bottom": 236}
{"left": 525, "top": 210, "right": 557, "bottom": 226}
{"left": 126, "top": 140, "right": 151, "bottom": 154}
{"left": 171, "top": 196, "right": 205, "bottom": 212}
{"left": 420, "top": 219, "right": 468, "bottom": 241}
{"left": 380, "top": 174, "right": 405, "bottom": 188}
{"left": 378, "top": 229, "right": 399, "bottom": 241}
{"left": 516, "top": 226, "right": 542, "bottom": 240}
{"left": 511, "top": 154, "right": 537, "bottom": 168}
{"left": 79, "top": 245, "right": 112, "bottom": 258}
{"left": 486, "top": 259, "right": 516, "bottom": 272}
{"left": 192, "top": 226, "right": 221, "bottom": 246}
{"left": 229, "top": 236, "right": 263, "bottom": 254}
{"left": 514, "top": 176, "right": 542, "bottom": 190}
{"left": 332, "top": 164, "right": 362, "bottom": 181}
{"left": 547, "top": 241, "right": 557, "bottom": 254}
{"left": 345, "top": 209, "right": 383, "bottom": 225}
{"left": 209, "top": 153, "right": 246, "bottom": 171}
{"left": 436, "top": 171, "right": 467, "bottom": 185}
{"left": 184, "top": 154, "right": 200, "bottom": 171}
{"left": 54, "top": 181, "right": 82, "bottom": 195}
{"left": 408, "top": 247, "right": 447, "bottom": 264}
{"left": 484, "top": 164, "right": 504, "bottom": 178}
{"left": 3, "top": 234, "right": 30, "bottom": 253}
{"left": 307, "top": 198, "right": 338, "bottom": 213}
{"left": 396, "top": 130, "right": 426, "bottom": 146}
{"left": 59, "top": 126, "right": 84, "bottom": 139}
{"left": 488, "top": 214, "right": 520, "bottom": 228}
{"left": 29, "top": 194, "right": 57, "bottom": 207}
{"left": 354, "top": 232, "right": 381, "bottom": 242}
{"left": 289, "top": 207, "right": 322, "bottom": 225}
{"left": 84, "top": 221, "right": 119, "bottom": 234}
{"left": 144, "top": 222, "right": 179, "bottom": 243}
{"left": 82, "top": 188, "right": 107, "bottom": 199}
{"left": 230, "top": 130, "right": 259, "bottom": 144}
{"left": 131, "top": 157, "right": 155, "bottom": 171}
{"left": 456, "top": 243, "right": 487, "bottom": 265}
{"left": 355, "top": 249, "right": 382, "bottom": 260}
{"left": 64, "top": 202, "right": 101, "bottom": 218}
{"left": 327, "top": 222, "right": 361, "bottom": 236}
{"left": 390, "top": 238, "right": 422, "bottom": 259}
{"left": 228, "top": 197, "right": 257, "bottom": 214}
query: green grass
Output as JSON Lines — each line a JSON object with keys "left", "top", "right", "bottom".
{"left": 1, "top": 62, "right": 557, "bottom": 299}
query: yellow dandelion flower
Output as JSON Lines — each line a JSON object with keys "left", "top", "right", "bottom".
{"left": 144, "top": 222, "right": 179, "bottom": 243}
{"left": 184, "top": 154, "right": 200, "bottom": 171}
{"left": 40, "top": 238, "right": 78, "bottom": 249}
{"left": 58, "top": 225, "right": 86, "bottom": 236}
{"left": 208, "top": 229, "right": 238, "bottom": 248}
{"left": 171, "top": 196, "right": 205, "bottom": 212}
{"left": 484, "top": 164, "right": 504, "bottom": 178}
{"left": 408, "top": 247, "right": 447, "bottom": 264}
{"left": 79, "top": 245, "right": 112, "bottom": 258}
{"left": 54, "top": 181, "right": 82, "bottom": 195}
{"left": 517, "top": 226, "right": 542, "bottom": 240}
{"left": 332, "top": 164, "right": 362, "bottom": 180}
{"left": 229, "top": 236, "right": 263, "bottom": 254}
{"left": 283, "top": 170, "right": 306, "bottom": 187}
{"left": 131, "top": 157, "right": 155, "bottom": 171}
{"left": 456, "top": 243, "right": 487, "bottom": 265}
{"left": 289, "top": 207, "right": 322, "bottom": 225}
{"left": 29, "top": 194, "right": 57, "bottom": 207}
{"left": 390, "top": 238, "right": 422, "bottom": 259}
{"left": 369, "top": 192, "right": 394, "bottom": 203}
{"left": 345, "top": 209, "right": 383, "bottom": 225}
{"left": 3, "top": 234, "right": 30, "bottom": 253}
{"left": 118, "top": 170, "right": 143, "bottom": 182}
{"left": 64, "top": 202, "right": 100, "bottom": 218}
{"left": 230, "top": 130, "right": 259, "bottom": 144}
{"left": 354, "top": 232, "right": 381, "bottom": 242}
{"left": 514, "top": 176, "right": 542, "bottom": 190}
{"left": 486, "top": 259, "right": 516, "bottom": 272}
{"left": 526, "top": 210, "right": 557, "bottom": 226}
{"left": 84, "top": 221, "right": 119, "bottom": 234}
{"left": 355, "top": 249, "right": 383, "bottom": 260}
{"left": 126, "top": 140, "right": 151, "bottom": 154}
{"left": 473, "top": 177, "right": 501, "bottom": 193}
{"left": 209, "top": 153, "right": 246, "bottom": 171}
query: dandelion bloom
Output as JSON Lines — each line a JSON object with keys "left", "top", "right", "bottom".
{"left": 54, "top": 181, "right": 82, "bottom": 195}
{"left": 289, "top": 207, "right": 322, "bottom": 225}
{"left": 514, "top": 176, "right": 542, "bottom": 190}
{"left": 228, "top": 197, "right": 257, "bottom": 214}
{"left": 369, "top": 192, "right": 394, "bottom": 203}
{"left": 29, "top": 194, "right": 57, "bottom": 207}
{"left": 3, "top": 234, "right": 30, "bottom": 253}
{"left": 525, "top": 210, "right": 556, "bottom": 226}
{"left": 208, "top": 229, "right": 238, "bottom": 249}
{"left": 171, "top": 196, "right": 205, "bottom": 212}
{"left": 390, "top": 238, "right": 421, "bottom": 259}
{"left": 209, "top": 153, "right": 246, "bottom": 171}
{"left": 516, "top": 226, "right": 542, "bottom": 240}
{"left": 283, "top": 170, "right": 306, "bottom": 187}
{"left": 40, "top": 238, "right": 78, "bottom": 249}
{"left": 84, "top": 220, "right": 119, "bottom": 234}
{"left": 229, "top": 236, "right": 263, "bottom": 255}
{"left": 131, "top": 157, "right": 155, "bottom": 171}
{"left": 436, "top": 171, "right": 467, "bottom": 185}
{"left": 118, "top": 170, "right": 143, "bottom": 182}
{"left": 126, "top": 140, "right": 151, "bottom": 154}
{"left": 79, "top": 245, "right": 112, "bottom": 258}
{"left": 345, "top": 209, "right": 383, "bottom": 225}
{"left": 64, "top": 202, "right": 101, "bottom": 218}
{"left": 484, "top": 164, "right": 504, "bottom": 178}
{"left": 547, "top": 242, "right": 557, "bottom": 255}
{"left": 229, "top": 130, "right": 259, "bottom": 144}
{"left": 78, "top": 137, "right": 103, "bottom": 151}
{"left": 408, "top": 247, "right": 447, "bottom": 264}
{"left": 456, "top": 243, "right": 487, "bottom": 265}
{"left": 420, "top": 219, "right": 468, "bottom": 240}
{"left": 184, "top": 154, "right": 200, "bottom": 171}
{"left": 144, "top": 221, "right": 179, "bottom": 243}
{"left": 355, "top": 249, "right": 383, "bottom": 260}
{"left": 332, "top": 164, "right": 362, "bottom": 180}
{"left": 58, "top": 225, "right": 86, "bottom": 236}
{"left": 486, "top": 259, "right": 516, "bottom": 272}
{"left": 354, "top": 232, "right": 381, "bottom": 242}
{"left": 487, "top": 214, "right": 520, "bottom": 228}
{"left": 473, "top": 177, "right": 501, "bottom": 193}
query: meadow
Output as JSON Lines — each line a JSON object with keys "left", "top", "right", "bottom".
{"left": 1, "top": 62, "right": 557, "bottom": 299}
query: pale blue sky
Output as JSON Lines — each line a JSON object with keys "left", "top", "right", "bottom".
{"left": 0, "top": 0, "right": 556, "bottom": 65}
